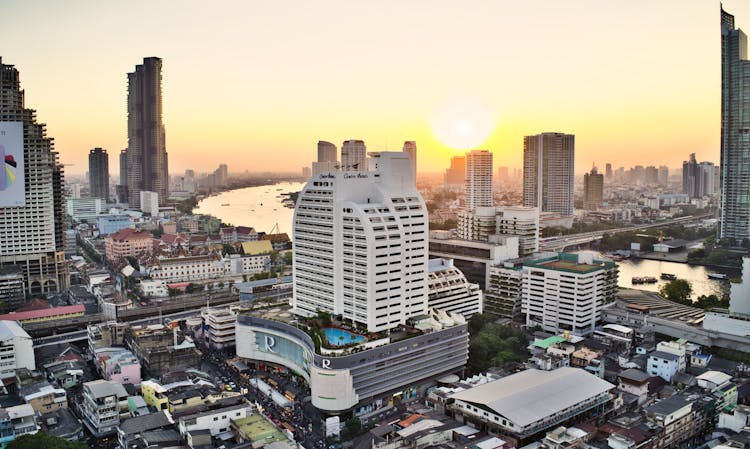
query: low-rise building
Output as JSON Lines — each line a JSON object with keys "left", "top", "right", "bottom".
{"left": 138, "top": 280, "right": 168, "bottom": 298}
{"left": 145, "top": 253, "right": 225, "bottom": 283}
{"left": 617, "top": 369, "right": 650, "bottom": 406}
{"left": 6, "top": 404, "right": 39, "bottom": 438}
{"left": 0, "top": 320, "right": 35, "bottom": 378}
{"left": 429, "top": 232, "right": 519, "bottom": 289}
{"left": 97, "top": 214, "right": 132, "bottom": 236}
{"left": 647, "top": 351, "right": 681, "bottom": 382}
{"left": 449, "top": 367, "right": 616, "bottom": 446}
{"left": 19, "top": 382, "right": 68, "bottom": 413}
{"left": 176, "top": 402, "right": 253, "bottom": 437}
{"left": 94, "top": 347, "right": 141, "bottom": 385}
{"left": 124, "top": 324, "right": 201, "bottom": 377}
{"left": 80, "top": 380, "right": 129, "bottom": 438}
{"left": 117, "top": 410, "right": 178, "bottom": 449}
{"left": 105, "top": 229, "right": 153, "bottom": 264}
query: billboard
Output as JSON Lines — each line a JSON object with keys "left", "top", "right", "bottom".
{"left": 0, "top": 121, "right": 24, "bottom": 207}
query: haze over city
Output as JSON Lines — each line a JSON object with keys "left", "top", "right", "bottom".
{"left": 4, "top": 0, "right": 750, "bottom": 175}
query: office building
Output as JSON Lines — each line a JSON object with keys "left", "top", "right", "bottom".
{"left": 0, "top": 57, "right": 68, "bottom": 296}
{"left": 429, "top": 231, "right": 519, "bottom": 290}
{"left": 312, "top": 140, "right": 338, "bottom": 176}
{"left": 444, "top": 156, "right": 466, "bottom": 187}
{"left": 117, "top": 149, "right": 128, "bottom": 203}
{"left": 125, "top": 57, "right": 168, "bottom": 206}
{"left": 465, "top": 150, "right": 493, "bottom": 210}
{"left": 721, "top": 8, "right": 750, "bottom": 242}
{"left": 341, "top": 139, "right": 366, "bottom": 172}
{"left": 583, "top": 166, "right": 604, "bottom": 210}
{"left": 201, "top": 307, "right": 237, "bottom": 349}
{"left": 427, "top": 258, "right": 482, "bottom": 318}
{"left": 403, "top": 140, "right": 417, "bottom": 179}
{"left": 485, "top": 262, "right": 524, "bottom": 318}
{"left": 456, "top": 206, "right": 539, "bottom": 256}
{"left": 605, "top": 163, "right": 613, "bottom": 180}
{"left": 88, "top": 147, "right": 109, "bottom": 202}
{"left": 215, "top": 163, "right": 228, "bottom": 186}
{"left": 523, "top": 133, "right": 575, "bottom": 216}
{"left": 96, "top": 214, "right": 132, "bottom": 236}
{"left": 0, "top": 320, "right": 35, "bottom": 378}
{"left": 522, "top": 252, "right": 619, "bottom": 335}
{"left": 292, "top": 152, "right": 428, "bottom": 332}
{"left": 645, "top": 165, "right": 659, "bottom": 185}
{"left": 66, "top": 197, "right": 104, "bottom": 222}
{"left": 139, "top": 190, "right": 159, "bottom": 215}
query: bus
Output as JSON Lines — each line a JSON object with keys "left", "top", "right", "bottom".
{"left": 266, "top": 377, "right": 279, "bottom": 389}
{"left": 284, "top": 390, "right": 296, "bottom": 402}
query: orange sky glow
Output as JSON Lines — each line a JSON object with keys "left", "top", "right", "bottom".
{"left": 2, "top": 0, "right": 748, "bottom": 176}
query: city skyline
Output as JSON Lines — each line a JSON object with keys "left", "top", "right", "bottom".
{"left": 3, "top": 1, "right": 750, "bottom": 176}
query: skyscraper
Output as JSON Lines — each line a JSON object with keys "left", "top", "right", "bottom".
{"left": 313, "top": 140, "right": 338, "bottom": 176}
{"left": 465, "top": 150, "right": 493, "bottom": 210}
{"left": 341, "top": 139, "right": 366, "bottom": 172}
{"left": 658, "top": 165, "right": 669, "bottom": 187}
{"left": 0, "top": 57, "right": 68, "bottom": 297}
{"left": 117, "top": 149, "right": 128, "bottom": 203}
{"left": 720, "top": 8, "right": 750, "bottom": 242}
{"left": 605, "top": 163, "right": 613, "bottom": 181}
{"left": 583, "top": 166, "right": 604, "bottom": 210}
{"left": 444, "top": 156, "right": 466, "bottom": 187}
{"left": 125, "top": 57, "right": 168, "bottom": 206}
{"left": 683, "top": 153, "right": 715, "bottom": 199}
{"left": 88, "top": 148, "right": 109, "bottom": 202}
{"left": 317, "top": 140, "right": 337, "bottom": 163}
{"left": 402, "top": 140, "right": 417, "bottom": 179}
{"left": 523, "top": 132, "right": 575, "bottom": 216}
{"left": 292, "top": 152, "right": 428, "bottom": 332}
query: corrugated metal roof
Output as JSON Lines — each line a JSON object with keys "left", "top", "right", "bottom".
{"left": 449, "top": 367, "right": 615, "bottom": 428}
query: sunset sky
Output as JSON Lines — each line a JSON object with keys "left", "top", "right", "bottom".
{"left": 2, "top": 0, "right": 749, "bottom": 176}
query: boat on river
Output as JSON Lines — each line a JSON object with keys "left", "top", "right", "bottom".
{"left": 632, "top": 276, "right": 658, "bottom": 284}
{"left": 660, "top": 273, "right": 677, "bottom": 280}
{"left": 708, "top": 273, "right": 729, "bottom": 280}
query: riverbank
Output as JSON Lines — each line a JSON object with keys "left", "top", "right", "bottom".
{"left": 193, "top": 181, "right": 306, "bottom": 234}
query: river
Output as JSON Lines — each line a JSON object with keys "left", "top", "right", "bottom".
{"left": 193, "top": 182, "right": 306, "bottom": 234}
{"left": 616, "top": 258, "right": 733, "bottom": 299}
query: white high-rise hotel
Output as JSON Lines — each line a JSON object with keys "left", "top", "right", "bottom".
{"left": 292, "top": 152, "right": 428, "bottom": 332}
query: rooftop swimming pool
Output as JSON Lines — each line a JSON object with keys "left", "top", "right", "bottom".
{"left": 323, "top": 327, "right": 366, "bottom": 346}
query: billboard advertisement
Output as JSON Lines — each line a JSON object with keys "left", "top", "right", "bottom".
{"left": 0, "top": 121, "right": 24, "bottom": 207}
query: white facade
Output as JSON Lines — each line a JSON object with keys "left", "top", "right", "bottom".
{"left": 647, "top": 351, "right": 680, "bottom": 382}
{"left": 427, "top": 259, "right": 482, "bottom": 318}
{"left": 139, "top": 190, "right": 159, "bottom": 215}
{"left": 224, "top": 254, "right": 270, "bottom": 276}
{"left": 293, "top": 152, "right": 429, "bottom": 332}
{"left": 341, "top": 140, "right": 367, "bottom": 172}
{"left": 403, "top": 141, "right": 417, "bottom": 179}
{"left": 177, "top": 403, "right": 252, "bottom": 436}
{"left": 147, "top": 254, "right": 225, "bottom": 283}
{"left": 66, "top": 197, "right": 104, "bottom": 222}
{"left": 465, "top": 150, "right": 493, "bottom": 210}
{"left": 522, "top": 252, "right": 619, "bottom": 336}
{"left": 201, "top": 307, "right": 237, "bottom": 348}
{"left": 6, "top": 404, "right": 39, "bottom": 437}
{"left": 456, "top": 206, "right": 539, "bottom": 256}
{"left": 0, "top": 320, "right": 35, "bottom": 378}
{"left": 139, "top": 280, "right": 168, "bottom": 298}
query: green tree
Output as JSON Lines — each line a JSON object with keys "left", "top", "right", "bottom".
{"left": 659, "top": 279, "right": 693, "bottom": 305}
{"left": 342, "top": 417, "right": 362, "bottom": 439}
{"left": 8, "top": 432, "right": 89, "bottom": 449}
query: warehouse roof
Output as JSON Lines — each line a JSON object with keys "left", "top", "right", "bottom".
{"left": 449, "top": 367, "right": 615, "bottom": 428}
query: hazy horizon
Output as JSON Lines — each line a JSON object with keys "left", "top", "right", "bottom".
{"left": 3, "top": 0, "right": 747, "bottom": 177}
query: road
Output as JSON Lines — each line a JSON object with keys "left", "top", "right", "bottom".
{"left": 199, "top": 345, "right": 327, "bottom": 449}
{"left": 539, "top": 214, "right": 711, "bottom": 252}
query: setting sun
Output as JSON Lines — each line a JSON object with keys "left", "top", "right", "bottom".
{"left": 431, "top": 96, "right": 497, "bottom": 150}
